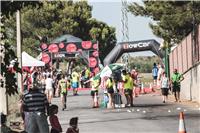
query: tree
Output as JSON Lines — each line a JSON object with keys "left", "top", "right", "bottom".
{"left": 129, "top": 56, "right": 161, "bottom": 73}
{"left": 89, "top": 18, "right": 116, "bottom": 60}
{"left": 128, "top": 1, "right": 200, "bottom": 45}
{"left": 1, "top": 1, "right": 41, "bottom": 95}
{"left": 4, "top": 1, "right": 116, "bottom": 60}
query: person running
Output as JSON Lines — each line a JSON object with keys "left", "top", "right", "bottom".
{"left": 45, "top": 74, "right": 54, "bottom": 103}
{"left": 71, "top": 70, "right": 79, "bottom": 96}
{"left": 171, "top": 69, "right": 184, "bottom": 102}
{"left": 152, "top": 63, "right": 158, "bottom": 86}
{"left": 84, "top": 67, "right": 91, "bottom": 88}
{"left": 49, "top": 104, "right": 62, "bottom": 133}
{"left": 160, "top": 72, "right": 169, "bottom": 103}
{"left": 58, "top": 74, "right": 68, "bottom": 111}
{"left": 80, "top": 69, "right": 86, "bottom": 88}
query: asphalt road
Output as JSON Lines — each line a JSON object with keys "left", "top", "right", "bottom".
{"left": 51, "top": 90, "right": 200, "bottom": 133}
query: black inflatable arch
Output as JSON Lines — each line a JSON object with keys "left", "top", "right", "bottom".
{"left": 103, "top": 39, "right": 164, "bottom": 66}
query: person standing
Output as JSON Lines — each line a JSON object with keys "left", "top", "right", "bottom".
{"left": 71, "top": 70, "right": 79, "bottom": 96}
{"left": 131, "top": 67, "right": 139, "bottom": 96}
{"left": 152, "top": 63, "right": 158, "bottom": 86}
{"left": 157, "top": 64, "right": 165, "bottom": 87}
{"left": 160, "top": 72, "right": 169, "bottom": 103}
{"left": 45, "top": 74, "right": 54, "bottom": 103}
{"left": 23, "top": 71, "right": 32, "bottom": 93}
{"left": 85, "top": 72, "right": 101, "bottom": 108}
{"left": 58, "top": 75, "right": 68, "bottom": 111}
{"left": 171, "top": 69, "right": 184, "bottom": 102}
{"left": 22, "top": 81, "right": 49, "bottom": 133}
{"left": 49, "top": 105, "right": 62, "bottom": 133}
{"left": 122, "top": 70, "right": 133, "bottom": 107}
{"left": 105, "top": 76, "right": 114, "bottom": 108}
{"left": 128, "top": 72, "right": 134, "bottom": 106}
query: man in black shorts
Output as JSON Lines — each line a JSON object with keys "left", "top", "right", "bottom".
{"left": 171, "top": 69, "right": 184, "bottom": 102}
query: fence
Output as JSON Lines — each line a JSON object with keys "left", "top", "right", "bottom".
{"left": 169, "top": 25, "right": 200, "bottom": 75}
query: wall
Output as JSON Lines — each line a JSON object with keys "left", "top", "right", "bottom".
{"left": 169, "top": 25, "right": 200, "bottom": 103}
{"left": 0, "top": 87, "right": 8, "bottom": 114}
{"left": 181, "top": 63, "right": 200, "bottom": 103}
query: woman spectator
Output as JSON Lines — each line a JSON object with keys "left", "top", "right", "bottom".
{"left": 105, "top": 76, "right": 114, "bottom": 108}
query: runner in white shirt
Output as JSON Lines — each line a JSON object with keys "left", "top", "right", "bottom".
{"left": 45, "top": 74, "right": 54, "bottom": 103}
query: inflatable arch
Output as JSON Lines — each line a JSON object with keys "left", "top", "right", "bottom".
{"left": 103, "top": 39, "right": 164, "bottom": 66}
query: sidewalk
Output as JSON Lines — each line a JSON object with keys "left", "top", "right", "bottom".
{"left": 151, "top": 87, "right": 200, "bottom": 108}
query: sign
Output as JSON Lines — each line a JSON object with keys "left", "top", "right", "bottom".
{"left": 54, "top": 53, "right": 76, "bottom": 58}
{"left": 123, "top": 42, "right": 150, "bottom": 49}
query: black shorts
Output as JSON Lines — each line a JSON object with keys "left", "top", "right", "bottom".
{"left": 107, "top": 88, "right": 114, "bottom": 94}
{"left": 124, "top": 89, "right": 133, "bottom": 95}
{"left": 91, "top": 90, "right": 98, "bottom": 96}
{"left": 153, "top": 76, "right": 157, "bottom": 80}
{"left": 161, "top": 88, "right": 169, "bottom": 96}
{"left": 51, "top": 128, "right": 60, "bottom": 133}
{"left": 172, "top": 85, "right": 180, "bottom": 92}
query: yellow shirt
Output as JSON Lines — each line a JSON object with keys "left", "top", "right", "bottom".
{"left": 129, "top": 76, "right": 134, "bottom": 90}
{"left": 91, "top": 78, "right": 100, "bottom": 91}
{"left": 122, "top": 74, "right": 131, "bottom": 89}
{"left": 85, "top": 69, "right": 90, "bottom": 78}
{"left": 106, "top": 78, "right": 113, "bottom": 88}
{"left": 59, "top": 79, "right": 67, "bottom": 93}
{"left": 72, "top": 71, "right": 79, "bottom": 82}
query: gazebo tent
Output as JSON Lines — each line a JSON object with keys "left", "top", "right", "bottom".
{"left": 22, "top": 51, "right": 45, "bottom": 67}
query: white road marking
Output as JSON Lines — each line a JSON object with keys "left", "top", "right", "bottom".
{"left": 127, "top": 109, "right": 131, "bottom": 112}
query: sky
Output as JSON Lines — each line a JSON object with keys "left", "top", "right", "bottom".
{"left": 88, "top": 0, "right": 162, "bottom": 56}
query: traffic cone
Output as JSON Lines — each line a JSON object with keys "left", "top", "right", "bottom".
{"left": 150, "top": 83, "right": 155, "bottom": 92}
{"left": 94, "top": 93, "right": 98, "bottom": 107}
{"left": 178, "top": 112, "right": 187, "bottom": 133}
{"left": 141, "top": 83, "right": 146, "bottom": 94}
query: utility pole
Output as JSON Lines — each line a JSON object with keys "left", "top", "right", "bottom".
{"left": 121, "top": 0, "right": 130, "bottom": 70}
{"left": 0, "top": 44, "right": 8, "bottom": 115}
{"left": 16, "top": 10, "right": 22, "bottom": 93}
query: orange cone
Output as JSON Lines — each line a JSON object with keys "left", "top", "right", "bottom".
{"left": 150, "top": 83, "right": 155, "bottom": 92}
{"left": 178, "top": 112, "right": 187, "bottom": 133}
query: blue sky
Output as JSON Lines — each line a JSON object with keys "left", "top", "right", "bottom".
{"left": 88, "top": 1, "right": 162, "bottom": 56}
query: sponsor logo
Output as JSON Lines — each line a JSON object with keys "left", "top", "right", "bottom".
{"left": 54, "top": 53, "right": 65, "bottom": 58}
{"left": 123, "top": 42, "right": 150, "bottom": 49}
